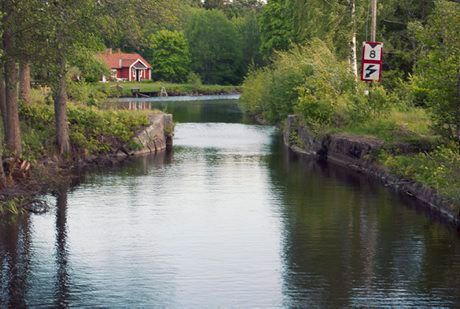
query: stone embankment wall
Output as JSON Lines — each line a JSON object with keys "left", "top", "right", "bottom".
{"left": 285, "top": 115, "right": 460, "bottom": 226}
{"left": 120, "top": 113, "right": 173, "bottom": 156}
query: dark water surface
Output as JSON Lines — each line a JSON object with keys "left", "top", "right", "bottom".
{"left": 1, "top": 97, "right": 460, "bottom": 307}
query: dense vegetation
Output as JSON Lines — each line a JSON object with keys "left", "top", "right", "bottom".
{"left": 240, "top": 0, "right": 459, "bottom": 201}
{"left": 0, "top": 0, "right": 458, "bottom": 204}
{"left": 0, "top": 0, "right": 264, "bottom": 190}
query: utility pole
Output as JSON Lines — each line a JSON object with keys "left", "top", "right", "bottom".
{"left": 370, "top": 0, "right": 378, "bottom": 41}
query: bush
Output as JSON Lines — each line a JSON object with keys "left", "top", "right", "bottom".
{"left": 67, "top": 81, "right": 108, "bottom": 106}
{"left": 408, "top": 0, "right": 460, "bottom": 144}
{"left": 186, "top": 72, "right": 202, "bottom": 90}
{"left": 20, "top": 103, "right": 151, "bottom": 157}
{"left": 239, "top": 67, "right": 271, "bottom": 117}
{"left": 240, "top": 39, "right": 393, "bottom": 128}
{"left": 381, "top": 144, "right": 460, "bottom": 201}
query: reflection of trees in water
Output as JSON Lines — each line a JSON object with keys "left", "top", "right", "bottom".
{"left": 0, "top": 214, "right": 32, "bottom": 307}
{"left": 54, "top": 187, "right": 70, "bottom": 307}
{"left": 266, "top": 136, "right": 460, "bottom": 306}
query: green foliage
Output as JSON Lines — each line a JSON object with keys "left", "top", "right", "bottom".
{"left": 67, "top": 81, "right": 108, "bottom": 107}
{"left": 186, "top": 72, "right": 203, "bottom": 90}
{"left": 234, "top": 12, "right": 264, "bottom": 71}
{"left": 239, "top": 67, "right": 272, "bottom": 116}
{"left": 185, "top": 8, "right": 243, "bottom": 84}
{"left": 258, "top": 0, "right": 294, "bottom": 58}
{"left": 146, "top": 30, "right": 191, "bottom": 82}
{"left": 343, "top": 107, "right": 436, "bottom": 144}
{"left": 408, "top": 0, "right": 460, "bottom": 144}
{"left": 19, "top": 103, "right": 151, "bottom": 157}
{"left": 381, "top": 144, "right": 460, "bottom": 201}
{"left": 240, "top": 39, "right": 392, "bottom": 127}
{"left": 70, "top": 45, "right": 110, "bottom": 83}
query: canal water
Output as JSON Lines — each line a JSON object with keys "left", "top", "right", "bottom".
{"left": 1, "top": 97, "right": 460, "bottom": 307}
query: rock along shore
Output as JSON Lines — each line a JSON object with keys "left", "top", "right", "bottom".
{"left": 284, "top": 115, "right": 460, "bottom": 226}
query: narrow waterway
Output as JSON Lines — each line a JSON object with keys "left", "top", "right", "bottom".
{"left": 1, "top": 97, "right": 460, "bottom": 307}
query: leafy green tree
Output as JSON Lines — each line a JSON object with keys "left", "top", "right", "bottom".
{"left": 98, "top": 0, "right": 184, "bottom": 51}
{"left": 42, "top": 0, "right": 102, "bottom": 155}
{"left": 185, "top": 9, "right": 243, "bottom": 84}
{"left": 234, "top": 12, "right": 264, "bottom": 72}
{"left": 258, "top": 0, "right": 294, "bottom": 58}
{"left": 146, "top": 30, "right": 191, "bottom": 82}
{"left": 409, "top": 0, "right": 460, "bottom": 144}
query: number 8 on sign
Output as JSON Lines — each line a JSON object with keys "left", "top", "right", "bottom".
{"left": 363, "top": 42, "right": 383, "bottom": 61}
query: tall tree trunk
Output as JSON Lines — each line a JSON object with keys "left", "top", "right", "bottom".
{"left": 456, "top": 70, "right": 460, "bottom": 147}
{"left": 350, "top": 0, "right": 358, "bottom": 79}
{"left": 19, "top": 61, "right": 31, "bottom": 105}
{"left": 4, "top": 59, "right": 22, "bottom": 156}
{"left": 0, "top": 69, "right": 7, "bottom": 136}
{"left": 54, "top": 58, "right": 70, "bottom": 155}
{"left": 0, "top": 69, "right": 7, "bottom": 187}
{"left": 2, "top": 5, "right": 22, "bottom": 156}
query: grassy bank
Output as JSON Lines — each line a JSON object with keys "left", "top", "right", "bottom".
{"left": 239, "top": 39, "right": 459, "bottom": 204}
{"left": 0, "top": 97, "right": 160, "bottom": 214}
{"left": 20, "top": 102, "right": 158, "bottom": 162}
{"left": 95, "top": 81, "right": 241, "bottom": 97}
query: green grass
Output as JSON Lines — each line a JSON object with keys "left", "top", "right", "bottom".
{"left": 379, "top": 144, "right": 460, "bottom": 203}
{"left": 342, "top": 107, "right": 436, "bottom": 144}
{"left": 97, "top": 81, "right": 241, "bottom": 97}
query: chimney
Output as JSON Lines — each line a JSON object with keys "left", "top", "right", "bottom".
{"left": 119, "top": 59, "right": 122, "bottom": 68}
{"left": 106, "top": 48, "right": 112, "bottom": 54}
{"left": 116, "top": 48, "right": 121, "bottom": 53}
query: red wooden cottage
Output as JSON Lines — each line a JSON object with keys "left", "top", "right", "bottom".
{"left": 99, "top": 49, "right": 152, "bottom": 82}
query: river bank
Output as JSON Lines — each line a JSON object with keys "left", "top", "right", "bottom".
{"left": 0, "top": 109, "right": 173, "bottom": 214}
{"left": 284, "top": 115, "right": 460, "bottom": 226}
{"left": 96, "top": 81, "right": 241, "bottom": 98}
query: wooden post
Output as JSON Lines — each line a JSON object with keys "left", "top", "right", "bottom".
{"left": 370, "top": 0, "right": 378, "bottom": 42}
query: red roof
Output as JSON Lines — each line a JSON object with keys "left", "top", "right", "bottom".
{"left": 99, "top": 51, "right": 152, "bottom": 69}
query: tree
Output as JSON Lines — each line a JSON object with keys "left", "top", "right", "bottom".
{"left": 42, "top": 0, "right": 101, "bottom": 155}
{"left": 1, "top": 0, "right": 23, "bottom": 155}
{"left": 258, "top": 0, "right": 294, "bottom": 58}
{"left": 19, "top": 62, "right": 31, "bottom": 104}
{"left": 146, "top": 30, "right": 191, "bottom": 82}
{"left": 409, "top": 0, "right": 460, "bottom": 144}
{"left": 99, "top": 0, "right": 184, "bottom": 51}
{"left": 185, "top": 9, "right": 243, "bottom": 84}
{"left": 234, "top": 12, "right": 264, "bottom": 73}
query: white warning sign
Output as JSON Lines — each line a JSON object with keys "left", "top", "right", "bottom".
{"left": 363, "top": 42, "right": 383, "bottom": 61}
{"left": 361, "top": 63, "right": 381, "bottom": 82}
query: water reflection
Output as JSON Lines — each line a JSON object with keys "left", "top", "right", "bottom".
{"left": 267, "top": 138, "right": 460, "bottom": 307}
{"left": 108, "top": 97, "right": 245, "bottom": 123}
{"left": 54, "top": 188, "right": 70, "bottom": 308}
{"left": 0, "top": 98, "right": 459, "bottom": 306}
{"left": 0, "top": 215, "right": 31, "bottom": 307}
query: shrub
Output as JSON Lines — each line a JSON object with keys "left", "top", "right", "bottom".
{"left": 381, "top": 144, "right": 460, "bottom": 201}
{"left": 20, "top": 103, "right": 151, "bottom": 157}
{"left": 240, "top": 39, "right": 393, "bottom": 128}
{"left": 408, "top": 0, "right": 460, "bottom": 144}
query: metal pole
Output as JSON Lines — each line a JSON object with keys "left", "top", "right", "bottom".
{"left": 371, "top": 0, "right": 377, "bottom": 41}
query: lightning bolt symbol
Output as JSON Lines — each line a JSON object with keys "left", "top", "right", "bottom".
{"left": 365, "top": 65, "right": 377, "bottom": 78}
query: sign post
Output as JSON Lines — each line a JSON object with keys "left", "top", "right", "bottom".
{"left": 361, "top": 42, "right": 383, "bottom": 83}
